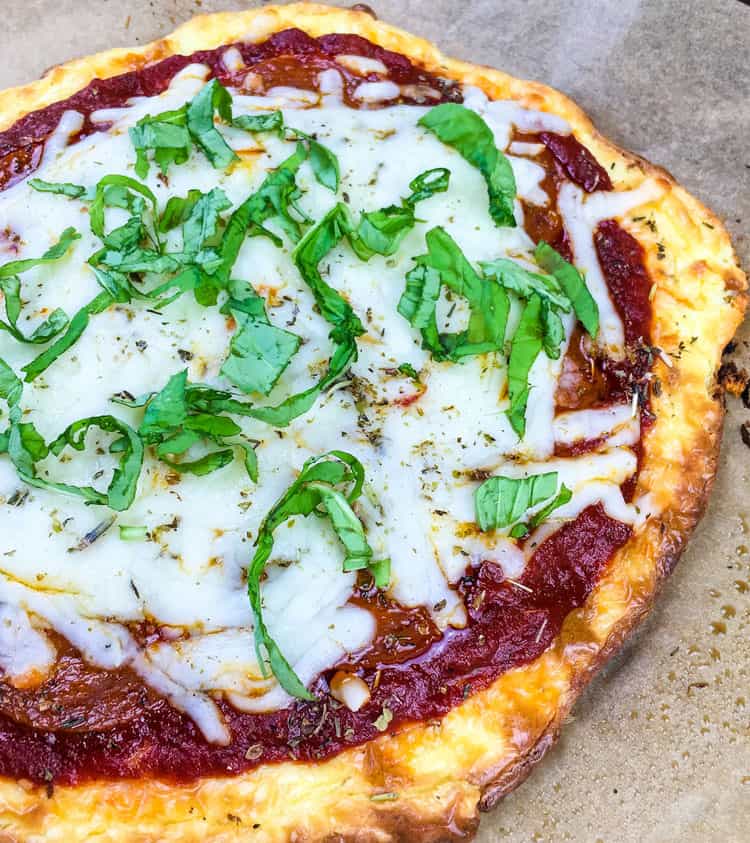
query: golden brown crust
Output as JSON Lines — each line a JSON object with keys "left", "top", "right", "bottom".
{"left": 0, "top": 5, "right": 745, "bottom": 841}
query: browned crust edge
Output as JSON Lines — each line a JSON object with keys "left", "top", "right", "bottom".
{"left": 0, "top": 5, "right": 745, "bottom": 842}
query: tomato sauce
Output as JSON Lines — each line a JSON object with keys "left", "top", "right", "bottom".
{"left": 0, "top": 32, "right": 653, "bottom": 785}
{"left": 0, "top": 29, "right": 460, "bottom": 190}
{"left": 0, "top": 506, "right": 629, "bottom": 785}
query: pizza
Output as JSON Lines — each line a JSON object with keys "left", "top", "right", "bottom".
{"left": 0, "top": 3, "right": 744, "bottom": 841}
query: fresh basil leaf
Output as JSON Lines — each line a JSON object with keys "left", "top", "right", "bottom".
{"left": 139, "top": 369, "right": 188, "bottom": 442}
{"left": 539, "top": 299, "right": 565, "bottom": 360}
{"left": 309, "top": 482, "right": 373, "bottom": 570}
{"left": 480, "top": 257, "right": 570, "bottom": 312}
{"left": 534, "top": 241, "right": 599, "bottom": 337}
{"left": 22, "top": 291, "right": 113, "bottom": 383}
{"left": 48, "top": 415, "right": 144, "bottom": 510}
{"left": 305, "top": 136, "right": 339, "bottom": 192}
{"left": 0, "top": 276, "right": 69, "bottom": 344}
{"left": 129, "top": 106, "right": 191, "bottom": 178}
{"left": 232, "top": 111, "right": 284, "bottom": 133}
{"left": 239, "top": 441, "right": 259, "bottom": 483}
{"left": 213, "top": 144, "right": 308, "bottom": 284}
{"left": 506, "top": 294, "right": 544, "bottom": 437}
{"left": 349, "top": 168, "right": 450, "bottom": 261}
{"left": 0, "top": 357, "right": 22, "bottom": 407}
{"left": 134, "top": 369, "right": 254, "bottom": 478}
{"left": 29, "top": 179, "right": 89, "bottom": 199}
{"left": 398, "top": 263, "right": 442, "bottom": 352}
{"left": 405, "top": 167, "right": 451, "bottom": 205}
{"left": 397, "top": 362, "right": 420, "bottom": 381}
{"left": 480, "top": 257, "right": 571, "bottom": 360}
{"left": 462, "top": 278, "right": 510, "bottom": 357}
{"left": 369, "top": 557, "right": 391, "bottom": 589}
{"left": 292, "top": 203, "right": 363, "bottom": 342}
{"left": 221, "top": 308, "right": 301, "bottom": 396}
{"left": 528, "top": 483, "right": 572, "bottom": 529}
{"left": 246, "top": 337, "right": 357, "bottom": 428}
{"left": 158, "top": 189, "right": 203, "bottom": 233}
{"left": 155, "top": 428, "right": 200, "bottom": 457}
{"left": 162, "top": 448, "right": 234, "bottom": 476}
{"left": 247, "top": 451, "right": 381, "bottom": 699}
{"left": 0, "top": 227, "right": 80, "bottom": 278}
{"left": 89, "top": 175, "right": 159, "bottom": 245}
{"left": 1, "top": 361, "right": 142, "bottom": 510}
{"left": 349, "top": 204, "right": 416, "bottom": 261}
{"left": 399, "top": 227, "right": 508, "bottom": 360}
{"left": 182, "top": 187, "right": 231, "bottom": 253}
{"left": 419, "top": 103, "right": 516, "bottom": 227}
{"left": 475, "top": 471, "right": 563, "bottom": 532}
{"left": 186, "top": 79, "right": 238, "bottom": 170}
{"left": 183, "top": 413, "right": 242, "bottom": 438}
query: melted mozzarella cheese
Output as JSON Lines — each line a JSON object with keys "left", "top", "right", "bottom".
{"left": 557, "top": 179, "right": 663, "bottom": 351}
{"left": 0, "top": 66, "right": 649, "bottom": 739}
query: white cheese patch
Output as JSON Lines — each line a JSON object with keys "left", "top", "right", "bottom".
{"left": 0, "top": 604, "right": 57, "bottom": 686}
{"left": 554, "top": 403, "right": 639, "bottom": 447}
{"left": 557, "top": 179, "right": 664, "bottom": 352}
{"left": 0, "top": 69, "right": 642, "bottom": 737}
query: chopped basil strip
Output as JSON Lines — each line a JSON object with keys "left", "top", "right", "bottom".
{"left": 22, "top": 291, "right": 113, "bottom": 383}
{"left": 185, "top": 79, "right": 238, "bottom": 170}
{"left": 232, "top": 109, "right": 340, "bottom": 192}
{"left": 158, "top": 189, "right": 204, "bottom": 233}
{"left": 89, "top": 175, "right": 160, "bottom": 246}
{"left": 290, "top": 129, "right": 340, "bottom": 192}
{"left": 0, "top": 227, "right": 80, "bottom": 278}
{"left": 348, "top": 168, "right": 450, "bottom": 260}
{"left": 226, "top": 203, "right": 366, "bottom": 427}
{"left": 220, "top": 282, "right": 301, "bottom": 397}
{"left": 3, "top": 380, "right": 144, "bottom": 510}
{"left": 134, "top": 369, "right": 256, "bottom": 480}
{"left": 247, "top": 451, "right": 385, "bottom": 698}
{"left": 29, "top": 179, "right": 89, "bottom": 199}
{"left": 506, "top": 294, "right": 544, "bottom": 438}
{"left": 232, "top": 111, "right": 285, "bottom": 133}
{"left": 479, "top": 257, "right": 570, "bottom": 359}
{"left": 130, "top": 107, "right": 192, "bottom": 178}
{"left": 130, "top": 80, "right": 238, "bottom": 177}
{"left": 293, "top": 203, "right": 364, "bottom": 343}
{"left": 398, "top": 226, "right": 509, "bottom": 361}
{"left": 481, "top": 251, "right": 596, "bottom": 435}
{"left": 213, "top": 144, "right": 310, "bottom": 287}
{"left": 0, "top": 356, "right": 23, "bottom": 408}
{"left": 0, "top": 228, "right": 80, "bottom": 345}
{"left": 418, "top": 103, "right": 517, "bottom": 227}
{"left": 534, "top": 241, "right": 599, "bottom": 336}
{"left": 475, "top": 471, "right": 571, "bottom": 534}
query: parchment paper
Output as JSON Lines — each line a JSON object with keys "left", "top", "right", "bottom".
{"left": 4, "top": 2, "right": 749, "bottom": 840}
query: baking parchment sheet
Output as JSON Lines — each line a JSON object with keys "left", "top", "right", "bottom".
{"left": 3, "top": 1, "right": 749, "bottom": 840}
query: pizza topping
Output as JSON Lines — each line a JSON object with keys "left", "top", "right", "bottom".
{"left": 538, "top": 131, "right": 613, "bottom": 192}
{"left": 0, "top": 227, "right": 79, "bottom": 344}
{"left": 0, "top": 31, "right": 661, "bottom": 779}
{"left": 594, "top": 219, "right": 654, "bottom": 345}
{"left": 474, "top": 472, "right": 572, "bottom": 536}
{"left": 556, "top": 179, "right": 663, "bottom": 351}
{"left": 246, "top": 451, "right": 385, "bottom": 699}
{"left": 418, "top": 103, "right": 517, "bottom": 227}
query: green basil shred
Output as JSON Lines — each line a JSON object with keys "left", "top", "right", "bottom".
{"left": 247, "top": 451, "right": 387, "bottom": 698}
{"left": 474, "top": 472, "right": 572, "bottom": 536}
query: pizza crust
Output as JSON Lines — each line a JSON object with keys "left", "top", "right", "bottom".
{"left": 0, "top": 5, "right": 744, "bottom": 841}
